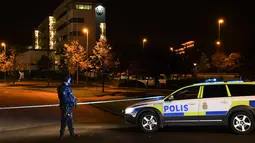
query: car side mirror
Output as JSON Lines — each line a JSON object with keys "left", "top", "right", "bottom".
{"left": 165, "top": 96, "right": 174, "bottom": 102}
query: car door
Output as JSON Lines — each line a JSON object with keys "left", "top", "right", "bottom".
{"left": 198, "top": 84, "right": 231, "bottom": 123}
{"left": 163, "top": 85, "right": 202, "bottom": 124}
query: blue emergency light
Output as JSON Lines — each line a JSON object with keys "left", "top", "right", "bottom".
{"left": 224, "top": 80, "right": 243, "bottom": 83}
{"left": 197, "top": 78, "right": 244, "bottom": 85}
{"left": 205, "top": 78, "right": 218, "bottom": 82}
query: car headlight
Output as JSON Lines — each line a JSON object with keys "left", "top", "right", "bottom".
{"left": 125, "top": 107, "right": 134, "bottom": 114}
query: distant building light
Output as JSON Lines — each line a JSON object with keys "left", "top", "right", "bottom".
{"left": 49, "top": 16, "right": 56, "bottom": 50}
{"left": 76, "top": 4, "right": 92, "bottom": 10}
{"left": 34, "top": 30, "right": 39, "bottom": 49}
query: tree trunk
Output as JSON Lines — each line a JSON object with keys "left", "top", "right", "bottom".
{"left": 12, "top": 54, "right": 16, "bottom": 84}
{"left": 102, "top": 71, "right": 104, "bottom": 92}
{"left": 76, "top": 68, "right": 79, "bottom": 84}
{"left": 102, "top": 60, "right": 104, "bottom": 92}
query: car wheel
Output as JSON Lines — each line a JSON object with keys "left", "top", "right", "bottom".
{"left": 230, "top": 111, "right": 254, "bottom": 135}
{"left": 138, "top": 112, "right": 160, "bottom": 132}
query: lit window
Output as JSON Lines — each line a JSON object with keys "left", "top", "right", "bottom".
{"left": 76, "top": 4, "right": 92, "bottom": 10}
{"left": 79, "top": 5, "right": 84, "bottom": 9}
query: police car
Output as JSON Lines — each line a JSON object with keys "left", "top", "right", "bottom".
{"left": 123, "top": 79, "right": 255, "bottom": 134}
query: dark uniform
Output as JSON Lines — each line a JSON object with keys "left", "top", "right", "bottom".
{"left": 57, "top": 76, "right": 79, "bottom": 139}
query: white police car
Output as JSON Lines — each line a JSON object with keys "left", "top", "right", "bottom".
{"left": 123, "top": 79, "right": 255, "bottom": 134}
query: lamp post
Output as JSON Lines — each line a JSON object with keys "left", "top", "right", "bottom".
{"left": 1, "top": 42, "right": 6, "bottom": 82}
{"left": 83, "top": 28, "right": 89, "bottom": 86}
{"left": 217, "top": 19, "right": 224, "bottom": 47}
{"left": 1, "top": 42, "right": 6, "bottom": 52}
{"left": 142, "top": 38, "right": 147, "bottom": 49}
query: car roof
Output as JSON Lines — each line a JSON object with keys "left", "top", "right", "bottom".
{"left": 193, "top": 80, "right": 255, "bottom": 86}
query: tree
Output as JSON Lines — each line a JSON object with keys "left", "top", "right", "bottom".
{"left": 224, "top": 53, "right": 241, "bottom": 71}
{"left": 0, "top": 49, "right": 25, "bottom": 83}
{"left": 212, "top": 52, "right": 241, "bottom": 73}
{"left": 0, "top": 52, "right": 7, "bottom": 72}
{"left": 198, "top": 52, "right": 210, "bottom": 72}
{"left": 90, "top": 38, "right": 119, "bottom": 92}
{"left": 0, "top": 50, "right": 24, "bottom": 72}
{"left": 211, "top": 52, "right": 227, "bottom": 73}
{"left": 37, "top": 55, "right": 53, "bottom": 70}
{"left": 64, "top": 40, "right": 89, "bottom": 84}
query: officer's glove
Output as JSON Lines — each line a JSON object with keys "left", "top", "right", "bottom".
{"left": 73, "top": 98, "right": 78, "bottom": 108}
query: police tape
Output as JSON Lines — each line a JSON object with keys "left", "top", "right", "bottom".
{"left": 0, "top": 96, "right": 165, "bottom": 110}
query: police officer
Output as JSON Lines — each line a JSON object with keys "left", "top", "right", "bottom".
{"left": 57, "top": 76, "right": 79, "bottom": 139}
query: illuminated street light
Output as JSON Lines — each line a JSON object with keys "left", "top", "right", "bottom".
{"left": 218, "top": 18, "right": 224, "bottom": 48}
{"left": 216, "top": 41, "right": 221, "bottom": 45}
{"left": 1, "top": 42, "right": 7, "bottom": 82}
{"left": 83, "top": 28, "right": 88, "bottom": 33}
{"left": 1, "top": 42, "right": 6, "bottom": 47}
{"left": 1, "top": 42, "right": 6, "bottom": 53}
{"left": 218, "top": 19, "right": 224, "bottom": 24}
{"left": 142, "top": 38, "right": 147, "bottom": 49}
{"left": 193, "top": 63, "right": 197, "bottom": 66}
{"left": 82, "top": 28, "right": 89, "bottom": 85}
{"left": 170, "top": 47, "right": 174, "bottom": 52}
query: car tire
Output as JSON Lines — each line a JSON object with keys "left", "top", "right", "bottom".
{"left": 229, "top": 111, "right": 254, "bottom": 135}
{"left": 138, "top": 112, "right": 161, "bottom": 132}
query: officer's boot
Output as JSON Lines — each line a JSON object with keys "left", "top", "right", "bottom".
{"left": 60, "top": 131, "right": 65, "bottom": 140}
{"left": 69, "top": 129, "right": 80, "bottom": 137}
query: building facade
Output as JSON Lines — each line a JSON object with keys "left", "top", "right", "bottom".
{"left": 33, "top": 0, "right": 106, "bottom": 70}
{"left": 34, "top": 16, "right": 56, "bottom": 50}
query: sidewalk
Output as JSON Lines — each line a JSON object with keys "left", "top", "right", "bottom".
{"left": 1, "top": 81, "right": 173, "bottom": 95}
{"left": 24, "top": 86, "right": 172, "bottom": 97}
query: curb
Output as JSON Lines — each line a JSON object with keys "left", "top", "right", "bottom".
{"left": 22, "top": 88, "right": 117, "bottom": 97}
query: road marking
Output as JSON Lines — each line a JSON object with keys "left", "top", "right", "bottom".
{"left": 0, "top": 96, "right": 165, "bottom": 110}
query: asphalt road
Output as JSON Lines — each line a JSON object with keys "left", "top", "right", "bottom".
{"left": 1, "top": 87, "right": 255, "bottom": 143}
{"left": 1, "top": 124, "right": 255, "bottom": 143}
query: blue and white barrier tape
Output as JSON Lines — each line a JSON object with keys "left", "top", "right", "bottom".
{"left": 0, "top": 96, "right": 165, "bottom": 110}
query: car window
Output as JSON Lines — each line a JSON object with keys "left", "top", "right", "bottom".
{"left": 203, "top": 85, "right": 228, "bottom": 98}
{"left": 228, "top": 84, "right": 255, "bottom": 96}
{"left": 172, "top": 86, "right": 200, "bottom": 100}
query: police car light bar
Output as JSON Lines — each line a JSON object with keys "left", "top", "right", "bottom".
{"left": 224, "top": 80, "right": 243, "bottom": 83}
{"left": 205, "top": 78, "right": 218, "bottom": 82}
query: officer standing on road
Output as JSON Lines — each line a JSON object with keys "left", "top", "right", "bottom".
{"left": 57, "top": 76, "right": 79, "bottom": 139}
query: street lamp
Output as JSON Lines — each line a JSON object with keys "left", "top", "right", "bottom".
{"left": 1, "top": 42, "right": 7, "bottom": 82}
{"left": 216, "top": 41, "right": 221, "bottom": 46}
{"left": 170, "top": 47, "right": 174, "bottom": 52}
{"left": 83, "top": 28, "right": 89, "bottom": 85}
{"left": 142, "top": 38, "right": 147, "bottom": 49}
{"left": 83, "top": 29, "right": 89, "bottom": 55}
{"left": 218, "top": 18, "right": 224, "bottom": 46}
{"left": 193, "top": 63, "right": 197, "bottom": 66}
{"left": 1, "top": 42, "right": 6, "bottom": 52}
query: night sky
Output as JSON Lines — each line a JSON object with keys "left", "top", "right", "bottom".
{"left": 0, "top": 0, "right": 254, "bottom": 59}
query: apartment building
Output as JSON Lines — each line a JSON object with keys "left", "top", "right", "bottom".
{"left": 33, "top": 0, "right": 106, "bottom": 69}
